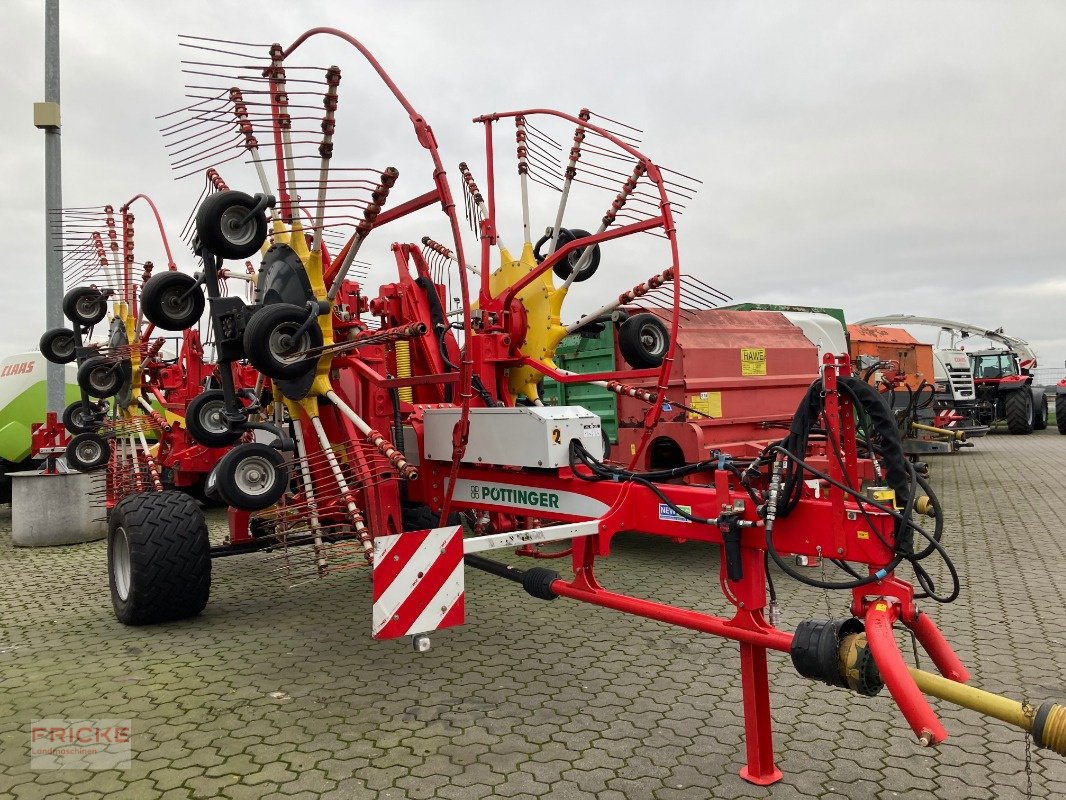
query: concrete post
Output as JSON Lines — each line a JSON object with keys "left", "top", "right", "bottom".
{"left": 43, "top": 0, "right": 64, "bottom": 413}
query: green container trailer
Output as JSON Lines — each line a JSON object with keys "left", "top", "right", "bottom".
{"left": 540, "top": 330, "right": 618, "bottom": 443}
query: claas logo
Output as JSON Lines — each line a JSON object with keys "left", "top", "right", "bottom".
{"left": 0, "top": 361, "right": 35, "bottom": 378}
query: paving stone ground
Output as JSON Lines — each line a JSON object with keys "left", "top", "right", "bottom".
{"left": 2, "top": 427, "right": 1066, "bottom": 799}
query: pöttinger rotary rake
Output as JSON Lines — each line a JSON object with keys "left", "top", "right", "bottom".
{"left": 38, "top": 194, "right": 261, "bottom": 508}
{"left": 101, "top": 27, "right": 1066, "bottom": 785}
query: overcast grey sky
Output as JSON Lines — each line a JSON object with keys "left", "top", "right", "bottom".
{"left": 3, "top": 1, "right": 1065, "bottom": 370}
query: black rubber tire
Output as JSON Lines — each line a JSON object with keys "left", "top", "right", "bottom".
{"left": 40, "top": 327, "right": 77, "bottom": 364}
{"left": 63, "top": 286, "right": 108, "bottom": 327}
{"left": 1057, "top": 394, "right": 1066, "bottom": 435}
{"left": 78, "top": 356, "right": 123, "bottom": 399}
{"left": 185, "top": 389, "right": 242, "bottom": 447}
{"left": 243, "top": 303, "right": 322, "bottom": 380}
{"left": 196, "top": 190, "right": 269, "bottom": 260}
{"left": 203, "top": 464, "right": 227, "bottom": 505}
{"left": 63, "top": 401, "right": 100, "bottom": 434}
{"left": 1034, "top": 395, "right": 1049, "bottom": 431}
{"left": 214, "top": 443, "right": 288, "bottom": 511}
{"left": 551, "top": 228, "right": 601, "bottom": 283}
{"left": 1005, "top": 388, "right": 1033, "bottom": 435}
{"left": 617, "top": 312, "right": 670, "bottom": 369}
{"left": 140, "top": 271, "right": 205, "bottom": 331}
{"left": 402, "top": 504, "right": 462, "bottom": 531}
{"left": 66, "top": 432, "right": 111, "bottom": 471}
{"left": 108, "top": 491, "right": 211, "bottom": 625}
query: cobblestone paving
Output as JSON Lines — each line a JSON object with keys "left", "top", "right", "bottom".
{"left": 2, "top": 428, "right": 1066, "bottom": 798}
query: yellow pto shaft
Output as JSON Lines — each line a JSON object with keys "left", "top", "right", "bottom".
{"left": 909, "top": 667, "right": 1066, "bottom": 755}
{"left": 910, "top": 422, "right": 966, "bottom": 441}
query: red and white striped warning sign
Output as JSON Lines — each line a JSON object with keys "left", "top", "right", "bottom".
{"left": 372, "top": 525, "right": 464, "bottom": 639}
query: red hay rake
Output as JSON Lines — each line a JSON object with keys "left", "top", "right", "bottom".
{"left": 39, "top": 190, "right": 263, "bottom": 510}
{"left": 56, "top": 26, "right": 1066, "bottom": 786}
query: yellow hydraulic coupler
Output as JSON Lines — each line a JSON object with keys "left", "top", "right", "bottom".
{"left": 908, "top": 667, "right": 1066, "bottom": 755}
{"left": 911, "top": 421, "right": 966, "bottom": 442}
{"left": 914, "top": 495, "right": 936, "bottom": 517}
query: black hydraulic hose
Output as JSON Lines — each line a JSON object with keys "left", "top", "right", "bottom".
{"left": 837, "top": 376, "right": 911, "bottom": 506}
{"left": 766, "top": 522, "right": 907, "bottom": 590}
{"left": 768, "top": 443, "right": 960, "bottom": 601}
{"left": 764, "top": 551, "right": 777, "bottom": 602}
{"left": 911, "top": 471, "right": 944, "bottom": 560}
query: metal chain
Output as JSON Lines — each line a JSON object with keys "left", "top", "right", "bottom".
{"left": 1025, "top": 732, "right": 1034, "bottom": 799}
{"left": 820, "top": 556, "right": 833, "bottom": 618}
{"left": 1022, "top": 700, "right": 1035, "bottom": 799}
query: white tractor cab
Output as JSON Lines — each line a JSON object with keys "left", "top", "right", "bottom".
{"left": 858, "top": 315, "right": 1048, "bottom": 436}
{"left": 929, "top": 348, "right": 986, "bottom": 435}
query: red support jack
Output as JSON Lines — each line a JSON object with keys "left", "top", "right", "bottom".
{"left": 739, "top": 641, "right": 782, "bottom": 785}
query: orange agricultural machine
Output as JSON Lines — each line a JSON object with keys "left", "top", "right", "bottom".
{"left": 848, "top": 324, "right": 980, "bottom": 454}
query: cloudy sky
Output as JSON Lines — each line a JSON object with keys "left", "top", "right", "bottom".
{"left": 3, "top": 1, "right": 1065, "bottom": 373}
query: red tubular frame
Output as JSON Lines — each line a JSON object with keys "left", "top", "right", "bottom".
{"left": 864, "top": 601, "right": 948, "bottom": 744}
{"left": 472, "top": 108, "right": 680, "bottom": 470}
{"left": 413, "top": 358, "right": 974, "bottom": 783}
{"left": 549, "top": 586, "right": 789, "bottom": 785}
{"left": 908, "top": 612, "right": 969, "bottom": 683}
{"left": 120, "top": 194, "right": 178, "bottom": 271}
{"left": 279, "top": 27, "right": 475, "bottom": 526}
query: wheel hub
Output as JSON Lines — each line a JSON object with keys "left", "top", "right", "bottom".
{"left": 270, "top": 327, "right": 305, "bottom": 363}
{"left": 221, "top": 206, "right": 255, "bottom": 246}
{"left": 234, "top": 455, "right": 273, "bottom": 496}
{"left": 112, "top": 526, "right": 132, "bottom": 601}
{"left": 91, "top": 367, "right": 115, "bottom": 392}
{"left": 163, "top": 290, "right": 194, "bottom": 315}
{"left": 78, "top": 440, "right": 102, "bottom": 462}
{"left": 203, "top": 403, "right": 227, "bottom": 433}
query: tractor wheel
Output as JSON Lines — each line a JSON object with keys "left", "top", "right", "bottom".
{"left": 66, "top": 432, "right": 111, "bottom": 471}
{"left": 214, "top": 443, "right": 288, "bottom": 511}
{"left": 140, "top": 271, "right": 205, "bottom": 331}
{"left": 1034, "top": 394, "right": 1049, "bottom": 431}
{"left": 63, "top": 401, "right": 101, "bottom": 434}
{"left": 195, "top": 190, "right": 268, "bottom": 260}
{"left": 77, "top": 356, "right": 124, "bottom": 399}
{"left": 243, "top": 303, "right": 322, "bottom": 380}
{"left": 186, "top": 389, "right": 243, "bottom": 447}
{"left": 618, "top": 312, "right": 670, "bottom": 369}
{"left": 108, "top": 491, "right": 211, "bottom": 625}
{"left": 551, "top": 228, "right": 601, "bottom": 283}
{"left": 1057, "top": 394, "right": 1066, "bottom": 435}
{"left": 1005, "top": 389, "right": 1034, "bottom": 435}
{"left": 62, "top": 286, "right": 108, "bottom": 327}
{"left": 39, "top": 327, "right": 77, "bottom": 364}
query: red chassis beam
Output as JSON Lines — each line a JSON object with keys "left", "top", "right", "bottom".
{"left": 419, "top": 439, "right": 966, "bottom": 785}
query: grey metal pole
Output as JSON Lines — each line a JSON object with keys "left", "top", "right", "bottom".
{"left": 43, "top": 0, "right": 63, "bottom": 413}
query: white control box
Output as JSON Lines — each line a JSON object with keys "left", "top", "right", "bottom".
{"left": 422, "top": 406, "right": 604, "bottom": 468}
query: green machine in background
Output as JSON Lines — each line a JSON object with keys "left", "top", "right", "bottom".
{"left": 539, "top": 329, "right": 619, "bottom": 445}
{"left": 0, "top": 352, "right": 81, "bottom": 502}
